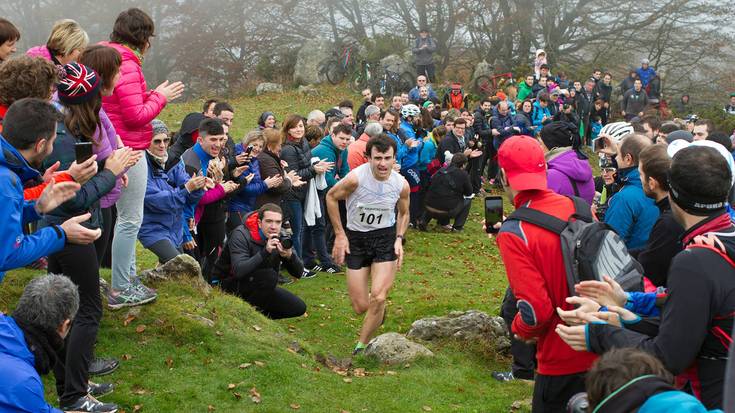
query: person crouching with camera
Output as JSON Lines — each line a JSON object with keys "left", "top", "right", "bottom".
{"left": 210, "top": 203, "right": 306, "bottom": 319}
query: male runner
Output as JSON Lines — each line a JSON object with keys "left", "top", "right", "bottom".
{"left": 327, "top": 134, "right": 410, "bottom": 355}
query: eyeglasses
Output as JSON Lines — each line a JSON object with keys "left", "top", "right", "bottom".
{"left": 153, "top": 138, "right": 170, "bottom": 145}
{"left": 601, "top": 167, "right": 616, "bottom": 174}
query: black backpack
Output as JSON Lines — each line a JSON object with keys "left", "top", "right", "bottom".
{"left": 507, "top": 197, "right": 644, "bottom": 296}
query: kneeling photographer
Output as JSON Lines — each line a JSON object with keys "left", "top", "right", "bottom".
{"left": 211, "top": 203, "right": 306, "bottom": 319}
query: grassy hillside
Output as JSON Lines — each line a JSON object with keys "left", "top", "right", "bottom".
{"left": 0, "top": 86, "right": 534, "bottom": 412}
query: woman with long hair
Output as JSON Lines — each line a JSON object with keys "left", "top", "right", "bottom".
{"left": 279, "top": 115, "right": 333, "bottom": 277}
{"left": 43, "top": 62, "right": 136, "bottom": 412}
{"left": 101, "top": 8, "right": 184, "bottom": 307}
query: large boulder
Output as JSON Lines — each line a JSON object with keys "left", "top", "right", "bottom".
{"left": 407, "top": 310, "right": 510, "bottom": 352}
{"left": 471, "top": 60, "right": 494, "bottom": 84}
{"left": 256, "top": 82, "right": 283, "bottom": 95}
{"left": 293, "top": 39, "right": 333, "bottom": 86}
{"left": 380, "top": 50, "right": 414, "bottom": 76}
{"left": 364, "top": 332, "right": 433, "bottom": 365}
{"left": 139, "top": 254, "right": 210, "bottom": 294}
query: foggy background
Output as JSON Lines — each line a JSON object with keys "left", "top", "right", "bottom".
{"left": 3, "top": 0, "right": 733, "bottom": 107}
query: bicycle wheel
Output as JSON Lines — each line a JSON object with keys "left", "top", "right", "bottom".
{"left": 474, "top": 75, "right": 495, "bottom": 96}
{"left": 348, "top": 71, "right": 366, "bottom": 93}
{"left": 325, "top": 60, "right": 345, "bottom": 85}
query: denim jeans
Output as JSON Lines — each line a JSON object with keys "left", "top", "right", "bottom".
{"left": 111, "top": 156, "right": 147, "bottom": 291}
{"left": 302, "top": 194, "right": 334, "bottom": 268}
{"left": 285, "top": 200, "right": 304, "bottom": 259}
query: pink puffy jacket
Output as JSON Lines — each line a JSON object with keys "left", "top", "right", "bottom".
{"left": 99, "top": 42, "right": 167, "bottom": 150}
{"left": 26, "top": 45, "right": 53, "bottom": 60}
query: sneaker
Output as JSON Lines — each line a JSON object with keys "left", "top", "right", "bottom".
{"left": 99, "top": 277, "right": 110, "bottom": 297}
{"left": 61, "top": 394, "right": 118, "bottom": 412}
{"left": 491, "top": 371, "right": 516, "bottom": 382}
{"left": 277, "top": 274, "right": 294, "bottom": 285}
{"left": 323, "top": 264, "right": 343, "bottom": 274}
{"left": 88, "top": 357, "right": 119, "bottom": 377}
{"left": 352, "top": 347, "right": 365, "bottom": 356}
{"left": 107, "top": 286, "right": 157, "bottom": 310}
{"left": 130, "top": 275, "right": 156, "bottom": 294}
{"left": 308, "top": 264, "right": 323, "bottom": 272}
{"left": 88, "top": 381, "right": 114, "bottom": 398}
{"left": 301, "top": 269, "right": 318, "bottom": 279}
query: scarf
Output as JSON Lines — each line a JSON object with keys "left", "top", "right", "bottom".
{"left": 121, "top": 43, "right": 145, "bottom": 64}
{"left": 12, "top": 316, "right": 63, "bottom": 375}
{"left": 147, "top": 150, "right": 168, "bottom": 169}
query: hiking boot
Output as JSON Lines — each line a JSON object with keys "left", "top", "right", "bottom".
{"left": 301, "top": 269, "right": 318, "bottom": 279}
{"left": 491, "top": 371, "right": 517, "bottom": 382}
{"left": 88, "top": 357, "right": 119, "bottom": 377}
{"left": 277, "top": 274, "right": 294, "bottom": 285}
{"left": 61, "top": 394, "right": 118, "bottom": 412}
{"left": 323, "top": 264, "right": 343, "bottom": 274}
{"left": 88, "top": 381, "right": 114, "bottom": 398}
{"left": 106, "top": 285, "right": 157, "bottom": 310}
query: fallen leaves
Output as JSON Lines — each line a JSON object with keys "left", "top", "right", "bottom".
{"left": 135, "top": 325, "right": 146, "bottom": 334}
{"left": 165, "top": 357, "right": 173, "bottom": 368}
{"left": 342, "top": 377, "right": 352, "bottom": 383}
{"left": 238, "top": 363, "right": 252, "bottom": 369}
{"left": 252, "top": 325, "right": 262, "bottom": 332}
{"left": 123, "top": 313, "right": 136, "bottom": 327}
{"left": 227, "top": 383, "right": 236, "bottom": 390}
{"left": 133, "top": 404, "right": 143, "bottom": 412}
{"left": 249, "top": 387, "right": 261, "bottom": 404}
{"left": 422, "top": 406, "right": 432, "bottom": 412}
{"left": 289, "top": 403, "right": 301, "bottom": 409}
{"left": 253, "top": 360, "right": 266, "bottom": 367}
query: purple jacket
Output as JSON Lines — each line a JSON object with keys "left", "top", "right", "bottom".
{"left": 546, "top": 149, "right": 595, "bottom": 204}
{"left": 98, "top": 109, "right": 124, "bottom": 208}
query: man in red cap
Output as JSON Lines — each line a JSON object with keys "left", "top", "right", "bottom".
{"left": 491, "top": 135, "right": 597, "bottom": 412}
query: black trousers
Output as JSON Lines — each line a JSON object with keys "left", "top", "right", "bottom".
{"left": 49, "top": 243, "right": 102, "bottom": 405}
{"left": 481, "top": 136, "right": 498, "bottom": 180}
{"left": 501, "top": 288, "right": 537, "bottom": 380}
{"left": 148, "top": 239, "right": 182, "bottom": 264}
{"left": 197, "top": 220, "right": 226, "bottom": 280}
{"left": 467, "top": 157, "right": 482, "bottom": 192}
{"left": 222, "top": 269, "right": 306, "bottom": 319}
{"left": 532, "top": 372, "right": 586, "bottom": 413}
{"left": 95, "top": 206, "right": 115, "bottom": 268}
{"left": 423, "top": 199, "right": 472, "bottom": 230}
{"left": 416, "top": 64, "right": 436, "bottom": 83}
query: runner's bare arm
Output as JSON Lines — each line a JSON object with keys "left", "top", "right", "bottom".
{"left": 396, "top": 180, "right": 410, "bottom": 237}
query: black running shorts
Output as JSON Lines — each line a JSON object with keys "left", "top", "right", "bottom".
{"left": 345, "top": 227, "right": 397, "bottom": 270}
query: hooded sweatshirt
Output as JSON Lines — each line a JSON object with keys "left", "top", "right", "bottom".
{"left": 546, "top": 148, "right": 595, "bottom": 204}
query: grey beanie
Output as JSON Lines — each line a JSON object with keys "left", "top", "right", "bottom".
{"left": 666, "top": 130, "right": 693, "bottom": 144}
{"left": 151, "top": 119, "right": 169, "bottom": 136}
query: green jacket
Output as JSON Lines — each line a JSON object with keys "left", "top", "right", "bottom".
{"left": 312, "top": 135, "right": 350, "bottom": 189}
{"left": 517, "top": 82, "right": 534, "bottom": 102}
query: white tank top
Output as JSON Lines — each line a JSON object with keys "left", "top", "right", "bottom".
{"left": 346, "top": 163, "right": 405, "bottom": 232}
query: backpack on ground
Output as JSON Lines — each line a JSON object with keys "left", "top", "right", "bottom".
{"left": 507, "top": 196, "right": 644, "bottom": 295}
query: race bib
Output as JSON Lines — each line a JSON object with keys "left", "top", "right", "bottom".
{"left": 355, "top": 203, "right": 393, "bottom": 229}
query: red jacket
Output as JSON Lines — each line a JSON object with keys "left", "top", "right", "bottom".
{"left": 496, "top": 189, "right": 597, "bottom": 375}
{"left": 99, "top": 42, "right": 167, "bottom": 150}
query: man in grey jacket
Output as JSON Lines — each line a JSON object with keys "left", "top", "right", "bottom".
{"left": 412, "top": 28, "right": 437, "bottom": 82}
{"left": 621, "top": 79, "right": 649, "bottom": 121}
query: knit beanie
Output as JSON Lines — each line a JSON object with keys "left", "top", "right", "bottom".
{"left": 57, "top": 63, "right": 101, "bottom": 105}
{"left": 665, "top": 130, "right": 693, "bottom": 144}
{"left": 541, "top": 121, "right": 587, "bottom": 159}
{"left": 258, "top": 112, "right": 275, "bottom": 127}
{"left": 151, "top": 119, "right": 169, "bottom": 137}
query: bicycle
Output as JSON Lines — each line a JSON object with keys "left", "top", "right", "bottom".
{"left": 474, "top": 72, "right": 514, "bottom": 97}
{"left": 347, "top": 60, "right": 372, "bottom": 93}
{"left": 319, "top": 43, "right": 358, "bottom": 85}
{"left": 375, "top": 69, "right": 414, "bottom": 97}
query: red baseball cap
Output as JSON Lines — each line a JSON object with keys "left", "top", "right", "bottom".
{"left": 497, "top": 136, "right": 547, "bottom": 191}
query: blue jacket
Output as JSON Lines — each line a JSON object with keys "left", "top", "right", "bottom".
{"left": 311, "top": 135, "right": 350, "bottom": 189}
{"left": 532, "top": 101, "right": 552, "bottom": 129}
{"left": 639, "top": 390, "right": 722, "bottom": 412}
{"left": 417, "top": 137, "right": 437, "bottom": 171}
{"left": 0, "top": 315, "right": 63, "bottom": 413}
{"left": 408, "top": 85, "right": 438, "bottom": 102}
{"left": 386, "top": 132, "right": 409, "bottom": 168}
{"left": 636, "top": 66, "right": 657, "bottom": 87}
{"left": 229, "top": 144, "right": 268, "bottom": 213}
{"left": 604, "top": 167, "right": 660, "bottom": 250}
{"left": 0, "top": 135, "right": 65, "bottom": 282}
{"left": 397, "top": 120, "right": 420, "bottom": 170}
{"left": 139, "top": 153, "right": 203, "bottom": 249}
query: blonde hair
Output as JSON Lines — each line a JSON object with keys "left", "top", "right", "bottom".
{"left": 244, "top": 130, "right": 265, "bottom": 146}
{"left": 262, "top": 128, "right": 283, "bottom": 150}
{"left": 46, "top": 19, "right": 89, "bottom": 57}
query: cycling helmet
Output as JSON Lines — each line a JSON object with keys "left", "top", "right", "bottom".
{"left": 401, "top": 104, "right": 421, "bottom": 119}
{"left": 599, "top": 122, "right": 634, "bottom": 142}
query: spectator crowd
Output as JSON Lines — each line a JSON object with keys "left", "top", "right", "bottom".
{"left": 0, "top": 9, "right": 734, "bottom": 413}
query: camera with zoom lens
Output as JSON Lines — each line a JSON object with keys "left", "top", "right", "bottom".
{"left": 278, "top": 233, "right": 293, "bottom": 250}
{"left": 567, "top": 392, "right": 589, "bottom": 413}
